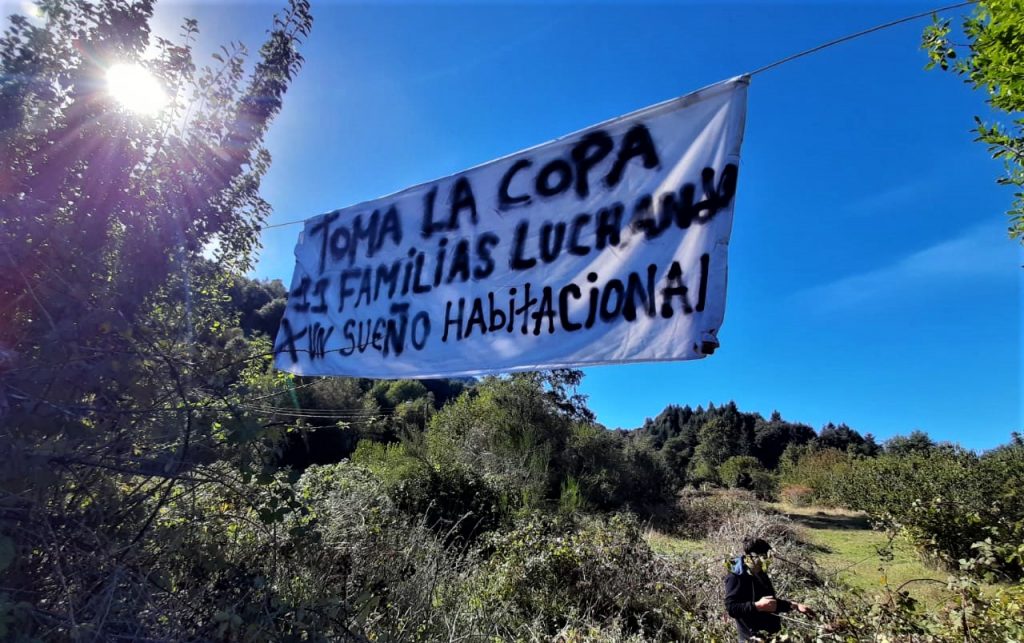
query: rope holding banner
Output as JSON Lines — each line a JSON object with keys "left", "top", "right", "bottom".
{"left": 747, "top": 0, "right": 977, "bottom": 76}
{"left": 259, "top": 1, "right": 977, "bottom": 234}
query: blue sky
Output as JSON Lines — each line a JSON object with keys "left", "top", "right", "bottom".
{"left": 139, "top": 1, "right": 1021, "bottom": 448}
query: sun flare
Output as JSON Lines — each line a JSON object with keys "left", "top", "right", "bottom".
{"left": 106, "top": 63, "right": 168, "bottom": 116}
{"left": 22, "top": 2, "right": 44, "bottom": 20}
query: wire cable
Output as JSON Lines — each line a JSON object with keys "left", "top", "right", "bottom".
{"left": 748, "top": 1, "right": 976, "bottom": 76}
{"left": 254, "top": 1, "right": 978, "bottom": 233}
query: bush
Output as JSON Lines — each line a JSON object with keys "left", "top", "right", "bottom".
{"left": 718, "top": 455, "right": 760, "bottom": 487}
{"left": 563, "top": 427, "right": 676, "bottom": 517}
{"left": 675, "top": 488, "right": 758, "bottom": 539}
{"left": 779, "top": 447, "right": 855, "bottom": 505}
{"left": 297, "top": 463, "right": 478, "bottom": 638}
{"left": 831, "top": 446, "right": 1024, "bottom": 579}
{"left": 466, "top": 513, "right": 686, "bottom": 639}
{"left": 779, "top": 484, "right": 815, "bottom": 507}
{"left": 718, "top": 455, "right": 776, "bottom": 500}
{"left": 351, "top": 439, "right": 427, "bottom": 486}
{"left": 426, "top": 376, "right": 572, "bottom": 507}
{"left": 352, "top": 438, "right": 505, "bottom": 544}
{"left": 686, "top": 459, "right": 720, "bottom": 487}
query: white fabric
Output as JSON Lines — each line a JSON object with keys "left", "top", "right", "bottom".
{"left": 274, "top": 76, "right": 749, "bottom": 378}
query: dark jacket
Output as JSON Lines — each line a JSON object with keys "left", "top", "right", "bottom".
{"left": 724, "top": 556, "right": 792, "bottom": 641}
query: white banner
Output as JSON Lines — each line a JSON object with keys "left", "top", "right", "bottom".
{"left": 274, "top": 76, "right": 749, "bottom": 378}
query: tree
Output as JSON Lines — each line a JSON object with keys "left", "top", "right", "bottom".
{"left": 854, "top": 432, "right": 883, "bottom": 457}
{"left": 885, "top": 429, "right": 936, "bottom": 456}
{"left": 688, "top": 417, "right": 743, "bottom": 484}
{"left": 752, "top": 415, "right": 816, "bottom": 469}
{"left": 0, "top": 0, "right": 312, "bottom": 636}
{"left": 816, "top": 422, "right": 867, "bottom": 453}
{"left": 643, "top": 403, "right": 699, "bottom": 449}
{"left": 512, "top": 368, "right": 597, "bottom": 423}
{"left": 661, "top": 433, "right": 695, "bottom": 487}
{"left": 718, "top": 455, "right": 763, "bottom": 488}
{"left": 229, "top": 274, "right": 287, "bottom": 337}
{"left": 427, "top": 375, "right": 574, "bottom": 505}
{"left": 924, "top": 0, "right": 1024, "bottom": 243}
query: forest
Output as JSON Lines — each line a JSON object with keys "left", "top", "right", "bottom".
{"left": 2, "top": 1, "right": 1023, "bottom": 641}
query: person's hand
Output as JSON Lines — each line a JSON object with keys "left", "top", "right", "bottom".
{"left": 795, "top": 603, "right": 816, "bottom": 617}
{"left": 754, "top": 596, "right": 777, "bottom": 613}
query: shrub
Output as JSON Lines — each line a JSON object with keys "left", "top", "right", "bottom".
{"left": 718, "top": 455, "right": 761, "bottom": 488}
{"left": 351, "top": 439, "right": 427, "bottom": 486}
{"left": 675, "top": 488, "right": 758, "bottom": 539}
{"left": 718, "top": 455, "right": 776, "bottom": 500}
{"left": 297, "top": 463, "right": 476, "bottom": 638}
{"left": 779, "top": 484, "right": 815, "bottom": 507}
{"left": 389, "top": 465, "right": 505, "bottom": 545}
{"left": 805, "top": 556, "right": 1024, "bottom": 641}
{"left": 831, "top": 446, "right": 1024, "bottom": 579}
{"left": 686, "top": 459, "right": 720, "bottom": 486}
{"left": 558, "top": 475, "right": 585, "bottom": 514}
{"left": 467, "top": 513, "right": 686, "bottom": 638}
{"left": 563, "top": 427, "right": 676, "bottom": 518}
{"left": 779, "top": 447, "right": 855, "bottom": 505}
{"left": 709, "top": 503, "right": 800, "bottom": 551}
{"left": 426, "top": 376, "right": 572, "bottom": 507}
{"left": 748, "top": 470, "right": 778, "bottom": 500}
{"left": 352, "top": 438, "right": 505, "bottom": 544}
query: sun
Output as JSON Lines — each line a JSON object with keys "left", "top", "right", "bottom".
{"left": 22, "top": 2, "right": 44, "bottom": 20}
{"left": 106, "top": 63, "right": 168, "bottom": 116}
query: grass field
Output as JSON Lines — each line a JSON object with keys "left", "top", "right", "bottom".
{"left": 646, "top": 531, "right": 710, "bottom": 557}
{"left": 770, "top": 502, "right": 954, "bottom": 608}
{"left": 645, "top": 498, "right": 959, "bottom": 610}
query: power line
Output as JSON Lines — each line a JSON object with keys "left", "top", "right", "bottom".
{"left": 255, "top": 1, "right": 977, "bottom": 233}
{"left": 234, "top": 403, "right": 392, "bottom": 417}
{"left": 6, "top": 379, "right": 404, "bottom": 421}
{"left": 231, "top": 403, "right": 393, "bottom": 421}
{"left": 748, "top": 0, "right": 976, "bottom": 76}
{"left": 261, "top": 218, "right": 308, "bottom": 230}
{"left": 217, "top": 379, "right": 322, "bottom": 403}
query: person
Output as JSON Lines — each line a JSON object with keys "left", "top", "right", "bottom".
{"left": 724, "top": 536, "right": 814, "bottom": 642}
